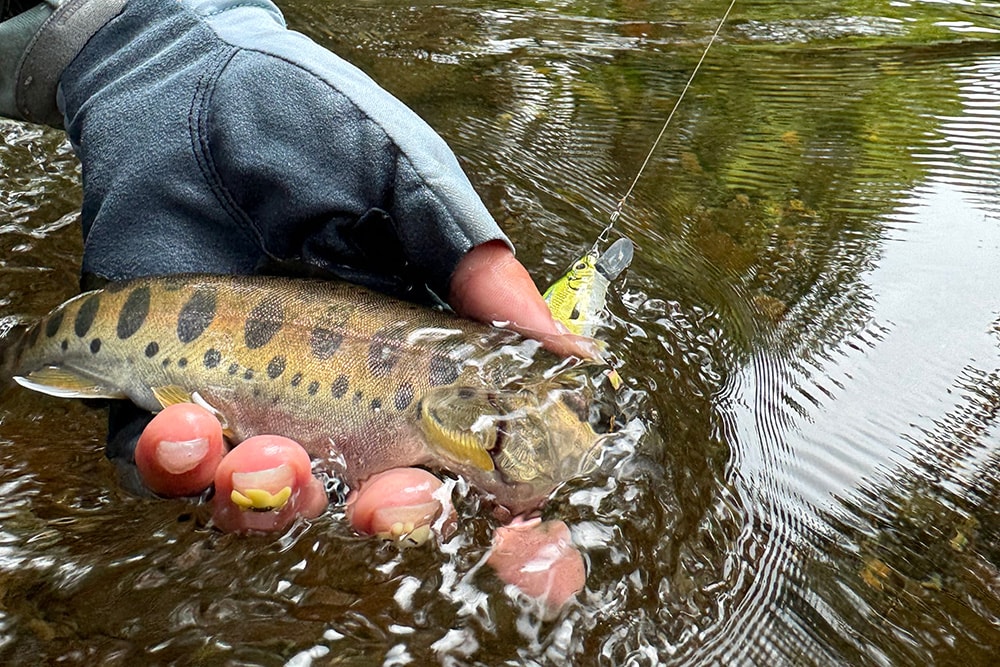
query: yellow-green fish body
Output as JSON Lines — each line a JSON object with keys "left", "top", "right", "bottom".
{"left": 7, "top": 274, "right": 604, "bottom": 514}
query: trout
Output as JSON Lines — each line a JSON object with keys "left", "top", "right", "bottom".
{"left": 4, "top": 274, "right": 606, "bottom": 514}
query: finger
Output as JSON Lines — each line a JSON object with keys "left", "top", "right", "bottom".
{"left": 449, "top": 242, "right": 597, "bottom": 359}
{"left": 134, "top": 403, "right": 225, "bottom": 497}
{"left": 212, "top": 435, "right": 327, "bottom": 533}
{"left": 487, "top": 518, "right": 586, "bottom": 616}
{"left": 346, "top": 467, "right": 455, "bottom": 545}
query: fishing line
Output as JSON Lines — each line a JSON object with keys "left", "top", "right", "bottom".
{"left": 591, "top": 0, "right": 739, "bottom": 254}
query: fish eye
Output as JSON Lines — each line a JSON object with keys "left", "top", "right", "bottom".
{"left": 574, "top": 262, "right": 587, "bottom": 270}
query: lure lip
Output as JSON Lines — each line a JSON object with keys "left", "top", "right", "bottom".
{"left": 594, "top": 237, "right": 634, "bottom": 282}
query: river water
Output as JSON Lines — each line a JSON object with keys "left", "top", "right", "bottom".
{"left": 1, "top": 0, "right": 998, "bottom": 664}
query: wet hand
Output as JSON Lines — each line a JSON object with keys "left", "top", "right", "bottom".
{"left": 348, "top": 467, "right": 586, "bottom": 615}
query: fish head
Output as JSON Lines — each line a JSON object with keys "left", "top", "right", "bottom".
{"left": 416, "top": 383, "right": 604, "bottom": 513}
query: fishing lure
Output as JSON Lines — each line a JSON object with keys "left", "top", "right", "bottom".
{"left": 543, "top": 237, "right": 634, "bottom": 339}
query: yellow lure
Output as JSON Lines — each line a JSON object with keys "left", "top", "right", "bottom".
{"left": 543, "top": 237, "right": 634, "bottom": 338}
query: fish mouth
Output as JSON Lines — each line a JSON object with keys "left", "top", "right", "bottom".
{"left": 417, "top": 387, "right": 600, "bottom": 487}
{"left": 230, "top": 463, "right": 295, "bottom": 512}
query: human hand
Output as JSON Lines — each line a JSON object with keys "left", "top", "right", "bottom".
{"left": 448, "top": 241, "right": 602, "bottom": 360}
{"left": 134, "top": 404, "right": 327, "bottom": 534}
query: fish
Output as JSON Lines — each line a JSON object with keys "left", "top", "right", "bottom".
{"left": 543, "top": 237, "right": 634, "bottom": 338}
{"left": 2, "top": 274, "right": 607, "bottom": 515}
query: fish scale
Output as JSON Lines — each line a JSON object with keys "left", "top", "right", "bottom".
{"left": 7, "top": 274, "right": 605, "bottom": 514}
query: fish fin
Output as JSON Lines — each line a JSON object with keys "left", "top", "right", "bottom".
{"left": 14, "top": 367, "right": 127, "bottom": 400}
{"left": 153, "top": 387, "right": 234, "bottom": 439}
{"left": 189, "top": 391, "right": 235, "bottom": 440}
{"left": 152, "top": 384, "right": 194, "bottom": 409}
{"left": 418, "top": 389, "right": 497, "bottom": 472}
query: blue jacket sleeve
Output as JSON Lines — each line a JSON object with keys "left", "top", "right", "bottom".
{"left": 61, "top": 0, "right": 509, "bottom": 301}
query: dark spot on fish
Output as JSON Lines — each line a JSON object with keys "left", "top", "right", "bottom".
{"left": 310, "top": 327, "right": 343, "bottom": 360}
{"left": 204, "top": 349, "right": 221, "bottom": 369}
{"left": 458, "top": 387, "right": 475, "bottom": 399}
{"left": 367, "top": 328, "right": 403, "bottom": 377}
{"left": 178, "top": 357, "right": 188, "bottom": 368}
{"left": 370, "top": 398, "right": 382, "bottom": 411}
{"left": 290, "top": 373, "right": 302, "bottom": 388}
{"left": 60, "top": 339, "right": 68, "bottom": 351}
{"left": 145, "top": 341, "right": 159, "bottom": 358}
{"left": 177, "top": 287, "right": 216, "bottom": 343}
{"left": 244, "top": 369, "right": 255, "bottom": 381}
{"left": 429, "top": 354, "right": 460, "bottom": 386}
{"left": 267, "top": 356, "right": 286, "bottom": 380}
{"left": 253, "top": 388, "right": 261, "bottom": 398}
{"left": 353, "top": 390, "right": 363, "bottom": 404}
{"left": 244, "top": 299, "right": 283, "bottom": 349}
{"left": 90, "top": 338, "right": 101, "bottom": 354}
{"left": 394, "top": 382, "right": 414, "bottom": 411}
{"left": 228, "top": 363, "right": 239, "bottom": 376}
{"left": 331, "top": 374, "right": 348, "bottom": 398}
{"left": 307, "top": 381, "right": 319, "bottom": 396}
{"left": 162, "top": 358, "right": 171, "bottom": 368}
{"left": 74, "top": 295, "right": 100, "bottom": 338}
{"left": 45, "top": 311, "right": 63, "bottom": 338}
{"left": 117, "top": 286, "right": 150, "bottom": 340}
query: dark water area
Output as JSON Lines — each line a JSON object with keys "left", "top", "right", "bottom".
{"left": 2, "top": 0, "right": 1000, "bottom": 664}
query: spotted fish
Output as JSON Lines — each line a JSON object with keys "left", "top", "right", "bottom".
{"left": 3, "top": 274, "right": 606, "bottom": 514}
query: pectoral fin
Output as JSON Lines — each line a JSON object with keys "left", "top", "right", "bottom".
{"left": 151, "top": 384, "right": 194, "bottom": 409}
{"left": 14, "top": 367, "right": 127, "bottom": 400}
{"left": 152, "top": 386, "right": 234, "bottom": 439}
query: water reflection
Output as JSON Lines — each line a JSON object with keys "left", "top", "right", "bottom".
{"left": 1, "top": 0, "right": 1000, "bottom": 663}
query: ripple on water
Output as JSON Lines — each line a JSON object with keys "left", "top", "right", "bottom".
{"left": 916, "top": 55, "right": 1000, "bottom": 213}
